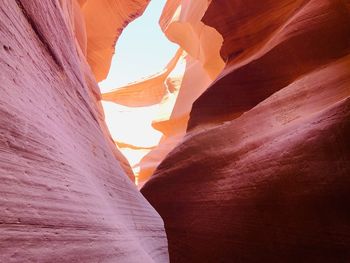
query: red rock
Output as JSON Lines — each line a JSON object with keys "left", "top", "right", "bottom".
{"left": 188, "top": 0, "right": 350, "bottom": 129}
{"left": 142, "top": 0, "right": 350, "bottom": 262}
{"left": 0, "top": 1, "right": 168, "bottom": 262}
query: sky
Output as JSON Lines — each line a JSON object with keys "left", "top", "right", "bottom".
{"left": 99, "top": 0, "right": 179, "bottom": 91}
{"left": 99, "top": 0, "right": 181, "bottom": 173}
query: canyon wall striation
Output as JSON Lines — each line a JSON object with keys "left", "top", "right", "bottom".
{"left": 0, "top": 0, "right": 168, "bottom": 262}
{"left": 142, "top": 0, "right": 350, "bottom": 262}
{"left": 2, "top": 0, "right": 350, "bottom": 262}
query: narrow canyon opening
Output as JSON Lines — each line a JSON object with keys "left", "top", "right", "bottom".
{"left": 98, "top": 0, "right": 180, "bottom": 187}
{"left": 2, "top": 0, "right": 349, "bottom": 262}
{"left": 97, "top": 0, "right": 224, "bottom": 187}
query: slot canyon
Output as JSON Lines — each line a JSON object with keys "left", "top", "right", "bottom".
{"left": 0, "top": 0, "right": 349, "bottom": 262}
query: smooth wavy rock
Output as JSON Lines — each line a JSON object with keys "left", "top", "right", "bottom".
{"left": 188, "top": 0, "right": 350, "bottom": 129}
{"left": 0, "top": 1, "right": 168, "bottom": 262}
{"left": 159, "top": 0, "right": 224, "bottom": 78}
{"left": 142, "top": 0, "right": 350, "bottom": 262}
{"left": 82, "top": 0, "right": 150, "bottom": 82}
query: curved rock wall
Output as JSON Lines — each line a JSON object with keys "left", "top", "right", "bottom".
{"left": 159, "top": 0, "right": 224, "bottom": 78}
{"left": 142, "top": 0, "right": 350, "bottom": 262}
{"left": 189, "top": 0, "right": 350, "bottom": 129}
{"left": 0, "top": 1, "right": 168, "bottom": 262}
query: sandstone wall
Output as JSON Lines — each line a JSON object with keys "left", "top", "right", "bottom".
{"left": 142, "top": 0, "right": 350, "bottom": 262}
{"left": 0, "top": 1, "right": 168, "bottom": 262}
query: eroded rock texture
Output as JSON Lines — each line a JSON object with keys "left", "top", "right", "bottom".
{"left": 0, "top": 1, "right": 168, "bottom": 262}
{"left": 142, "top": 0, "right": 350, "bottom": 262}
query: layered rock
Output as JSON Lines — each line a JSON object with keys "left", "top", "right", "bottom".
{"left": 0, "top": 1, "right": 168, "bottom": 262}
{"left": 142, "top": 0, "right": 350, "bottom": 262}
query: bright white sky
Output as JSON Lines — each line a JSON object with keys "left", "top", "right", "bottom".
{"left": 99, "top": 0, "right": 179, "bottom": 92}
{"left": 99, "top": 0, "right": 180, "bottom": 171}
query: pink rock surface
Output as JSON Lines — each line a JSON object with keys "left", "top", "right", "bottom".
{"left": 142, "top": 0, "right": 350, "bottom": 262}
{"left": 0, "top": 1, "right": 168, "bottom": 262}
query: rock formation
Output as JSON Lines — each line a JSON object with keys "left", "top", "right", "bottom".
{"left": 2, "top": 0, "right": 350, "bottom": 262}
{"left": 142, "top": 0, "right": 350, "bottom": 262}
{"left": 81, "top": 0, "right": 151, "bottom": 82}
{"left": 0, "top": 1, "right": 168, "bottom": 262}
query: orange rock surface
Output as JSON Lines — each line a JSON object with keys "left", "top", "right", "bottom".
{"left": 142, "top": 0, "right": 350, "bottom": 262}
{"left": 82, "top": 0, "right": 150, "bottom": 82}
{"left": 0, "top": 1, "right": 168, "bottom": 262}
